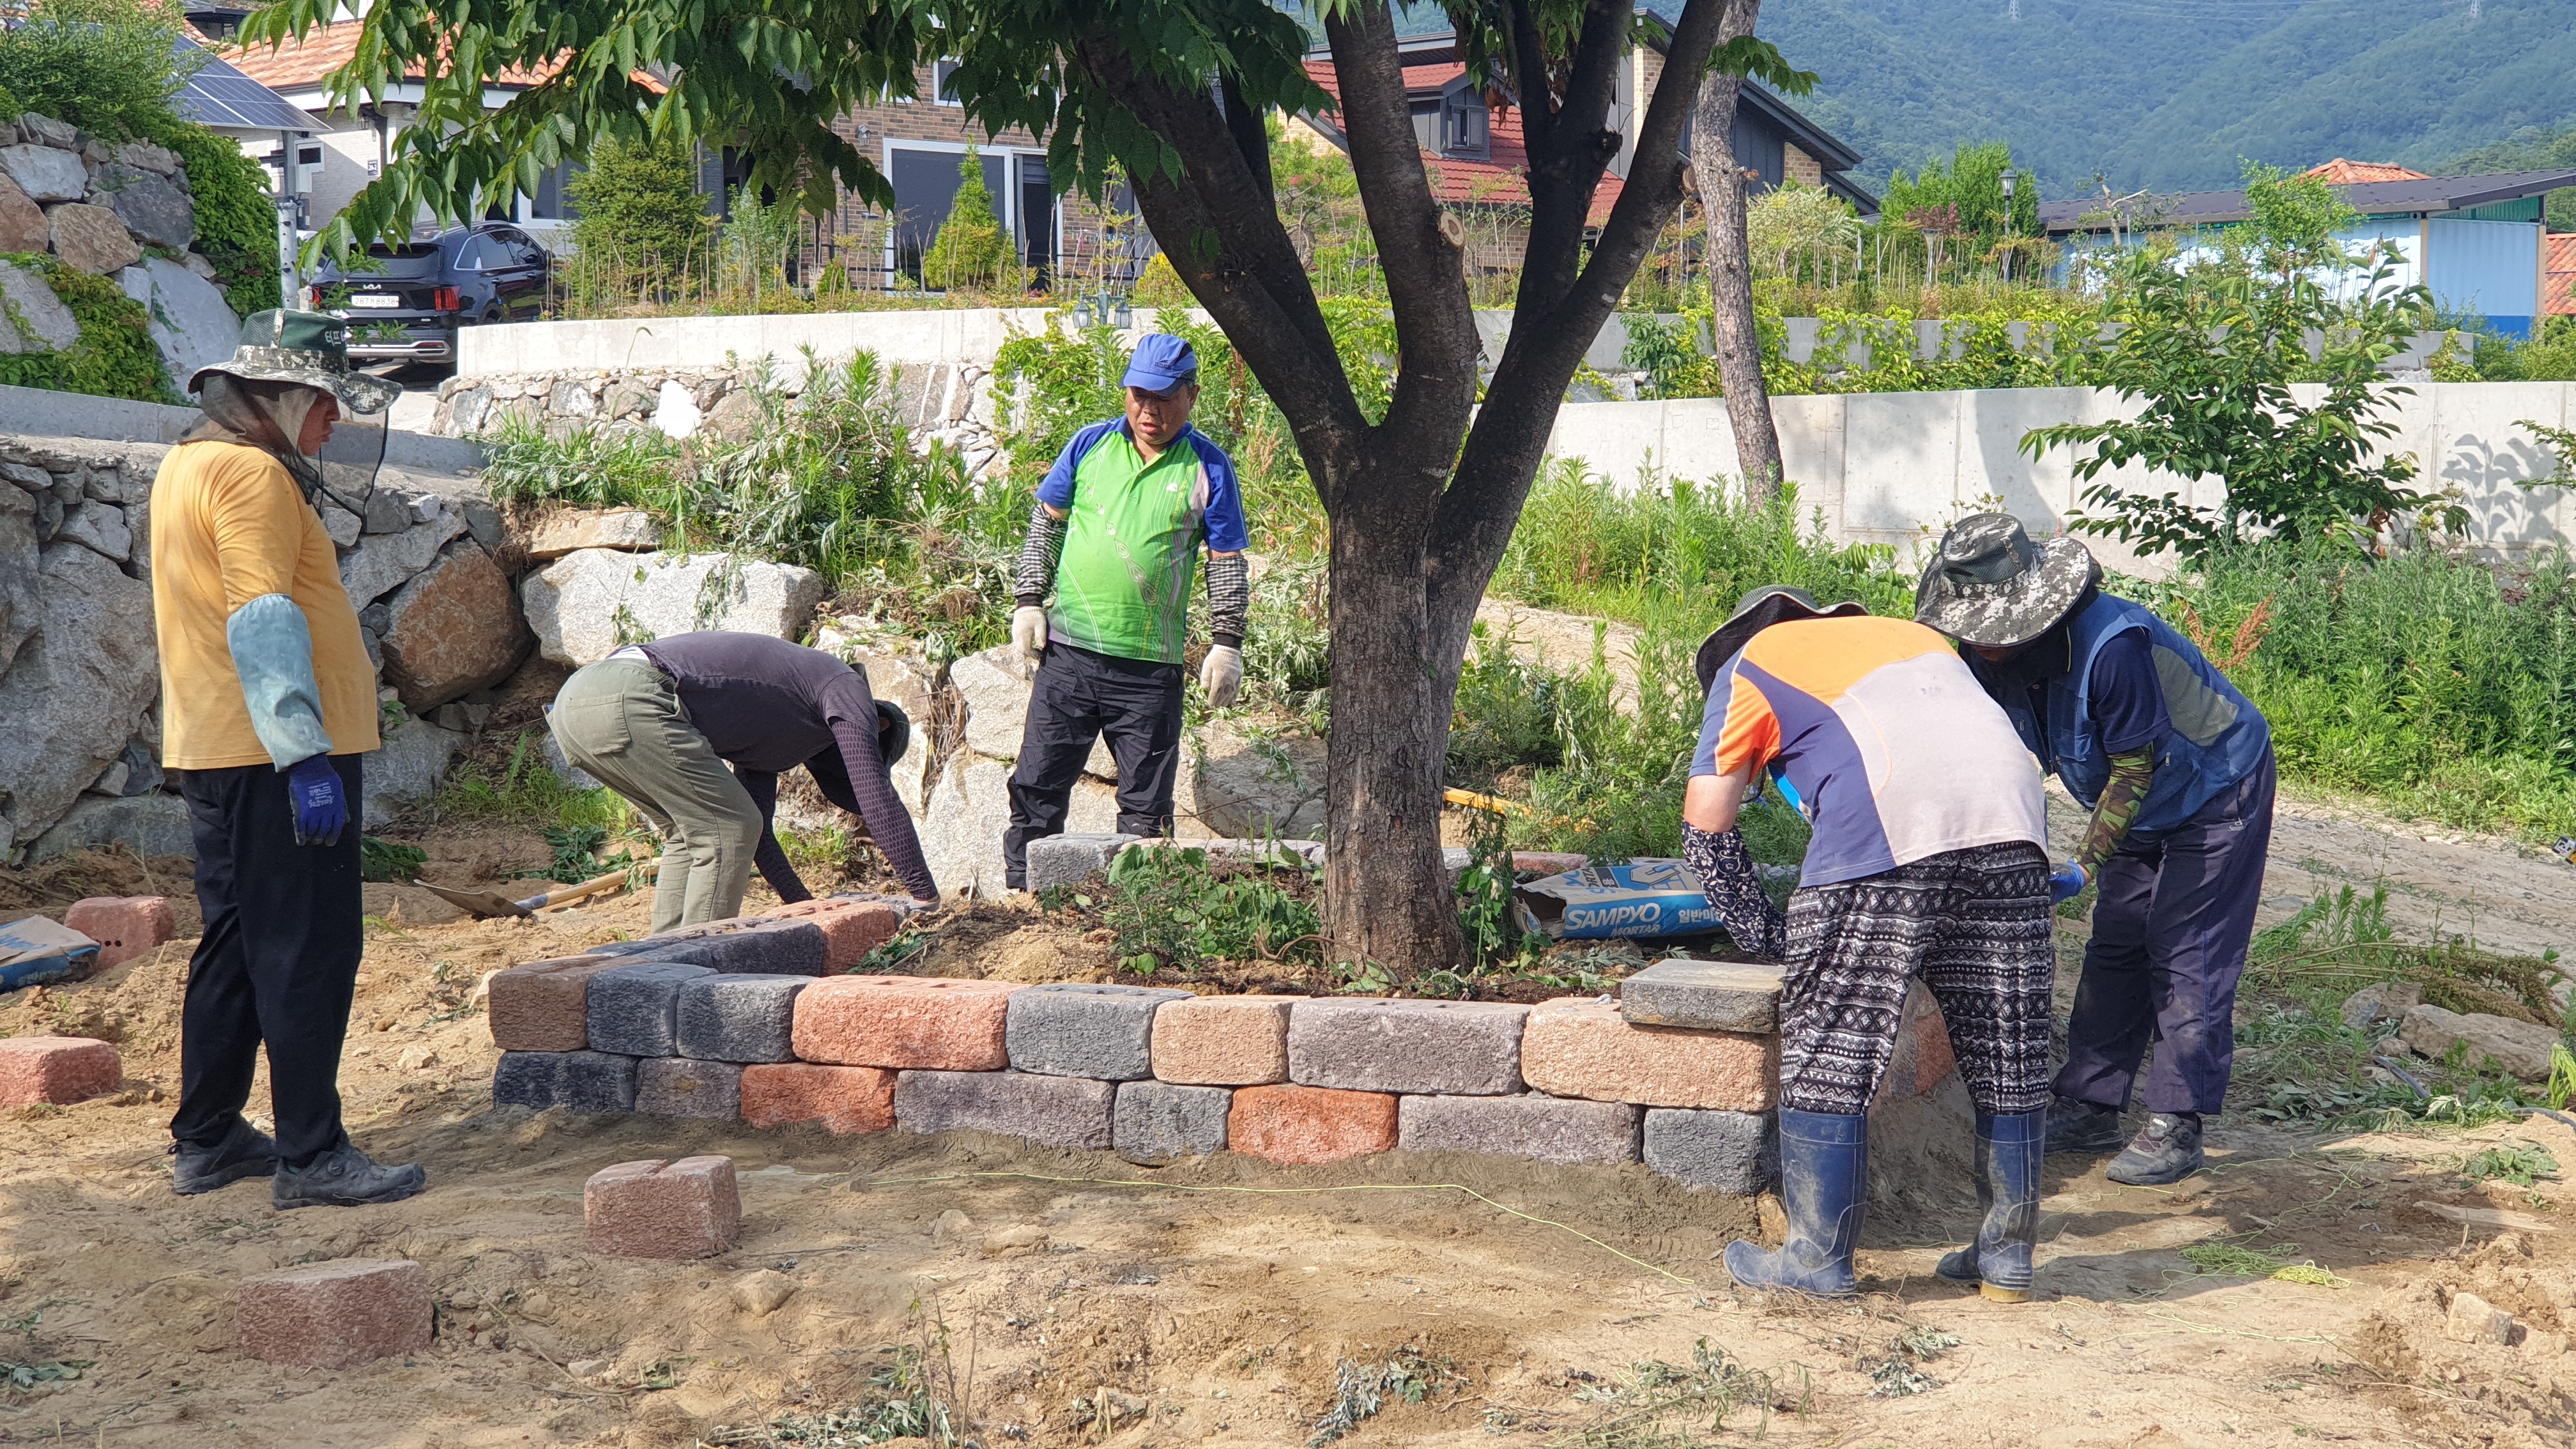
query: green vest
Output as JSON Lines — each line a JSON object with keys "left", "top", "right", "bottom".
{"left": 1050, "top": 430, "right": 1210, "bottom": 664}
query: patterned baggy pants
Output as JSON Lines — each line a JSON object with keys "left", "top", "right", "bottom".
{"left": 1775, "top": 841, "right": 2057, "bottom": 1117}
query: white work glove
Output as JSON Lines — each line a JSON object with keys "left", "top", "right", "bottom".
{"left": 1011, "top": 605, "right": 1048, "bottom": 661}
{"left": 1199, "top": 644, "right": 1243, "bottom": 709}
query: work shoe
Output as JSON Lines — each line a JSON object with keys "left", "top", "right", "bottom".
{"left": 273, "top": 1145, "right": 427, "bottom": 1210}
{"left": 1724, "top": 1108, "right": 1867, "bottom": 1297}
{"left": 171, "top": 1117, "right": 278, "bottom": 1195}
{"left": 2044, "top": 1096, "right": 2124, "bottom": 1154}
{"left": 1936, "top": 1107, "right": 2046, "bottom": 1301}
{"left": 2106, "top": 1112, "right": 2204, "bottom": 1186}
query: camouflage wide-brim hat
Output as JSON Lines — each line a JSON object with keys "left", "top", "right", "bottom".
{"left": 1913, "top": 512, "right": 2102, "bottom": 648}
{"left": 187, "top": 308, "right": 401, "bottom": 415}
{"left": 1694, "top": 585, "right": 1869, "bottom": 694}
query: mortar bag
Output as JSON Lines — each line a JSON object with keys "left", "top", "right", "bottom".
{"left": 1512, "top": 858, "right": 1726, "bottom": 940}
{"left": 0, "top": 916, "right": 101, "bottom": 991}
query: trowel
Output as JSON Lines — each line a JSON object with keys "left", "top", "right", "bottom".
{"left": 410, "top": 869, "right": 632, "bottom": 920}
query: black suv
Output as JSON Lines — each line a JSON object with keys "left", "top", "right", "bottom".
{"left": 307, "top": 222, "right": 552, "bottom": 367}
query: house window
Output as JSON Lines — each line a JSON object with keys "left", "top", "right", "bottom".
{"left": 1441, "top": 92, "right": 1488, "bottom": 158}
{"left": 934, "top": 59, "right": 964, "bottom": 106}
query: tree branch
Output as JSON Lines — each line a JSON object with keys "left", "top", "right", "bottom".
{"left": 1220, "top": 69, "right": 1275, "bottom": 210}
{"left": 1510, "top": 1, "right": 1641, "bottom": 329}
{"left": 1321, "top": 0, "right": 1477, "bottom": 466}
{"left": 1427, "top": 0, "right": 1729, "bottom": 642}
{"left": 1073, "top": 37, "right": 1363, "bottom": 471}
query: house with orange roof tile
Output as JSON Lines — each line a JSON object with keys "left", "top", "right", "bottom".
{"left": 1285, "top": 17, "right": 1873, "bottom": 281}
{"left": 195, "top": 10, "right": 668, "bottom": 243}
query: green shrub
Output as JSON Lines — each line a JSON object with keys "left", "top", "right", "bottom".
{"left": 0, "top": 0, "right": 197, "bottom": 143}
{"left": 1098, "top": 845, "right": 1322, "bottom": 975}
{"left": 0, "top": 252, "right": 171, "bottom": 401}
{"left": 161, "top": 125, "right": 280, "bottom": 316}
{"left": 567, "top": 134, "right": 711, "bottom": 280}
{"left": 919, "top": 149, "right": 1009, "bottom": 292}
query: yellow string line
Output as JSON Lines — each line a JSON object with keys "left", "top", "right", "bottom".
{"left": 856, "top": 1169, "right": 1701, "bottom": 1287}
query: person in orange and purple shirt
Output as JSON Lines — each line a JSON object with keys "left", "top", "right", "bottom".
{"left": 1680, "top": 586, "right": 2052, "bottom": 1301}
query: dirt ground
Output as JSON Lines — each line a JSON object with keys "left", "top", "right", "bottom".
{"left": 0, "top": 792, "right": 2572, "bottom": 1447}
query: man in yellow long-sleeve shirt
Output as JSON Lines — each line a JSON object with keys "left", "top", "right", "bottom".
{"left": 152, "top": 310, "right": 424, "bottom": 1209}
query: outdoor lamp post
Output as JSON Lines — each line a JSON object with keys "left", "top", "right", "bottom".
{"left": 1999, "top": 168, "right": 2018, "bottom": 282}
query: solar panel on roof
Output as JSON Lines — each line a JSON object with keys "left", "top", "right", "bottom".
{"left": 173, "top": 37, "right": 320, "bottom": 134}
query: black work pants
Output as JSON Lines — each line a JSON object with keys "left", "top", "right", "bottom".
{"left": 170, "top": 755, "right": 364, "bottom": 1169}
{"left": 1003, "top": 642, "right": 1183, "bottom": 887}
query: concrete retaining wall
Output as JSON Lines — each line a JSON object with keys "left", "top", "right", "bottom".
{"left": 1543, "top": 381, "right": 2576, "bottom": 567}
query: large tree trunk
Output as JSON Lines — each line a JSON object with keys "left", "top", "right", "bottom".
{"left": 1083, "top": 0, "right": 1732, "bottom": 975}
{"left": 1692, "top": 0, "right": 1783, "bottom": 504}
{"left": 1319, "top": 472, "right": 1462, "bottom": 974}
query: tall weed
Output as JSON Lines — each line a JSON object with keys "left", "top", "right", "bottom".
{"left": 1492, "top": 459, "right": 1915, "bottom": 636}
{"left": 2143, "top": 540, "right": 2576, "bottom": 838}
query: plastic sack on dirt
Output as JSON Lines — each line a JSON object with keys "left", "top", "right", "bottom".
{"left": 0, "top": 916, "right": 100, "bottom": 991}
{"left": 1513, "top": 859, "right": 1721, "bottom": 940}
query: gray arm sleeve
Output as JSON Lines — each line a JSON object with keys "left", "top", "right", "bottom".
{"left": 1205, "top": 551, "right": 1249, "bottom": 650}
{"left": 1014, "top": 504, "right": 1064, "bottom": 607}
{"left": 226, "top": 592, "right": 335, "bottom": 770}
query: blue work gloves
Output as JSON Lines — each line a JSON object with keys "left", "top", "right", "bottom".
{"left": 2048, "top": 860, "right": 2089, "bottom": 905}
{"left": 285, "top": 754, "right": 347, "bottom": 847}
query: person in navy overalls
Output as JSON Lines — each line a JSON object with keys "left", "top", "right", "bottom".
{"left": 1916, "top": 514, "right": 2275, "bottom": 1186}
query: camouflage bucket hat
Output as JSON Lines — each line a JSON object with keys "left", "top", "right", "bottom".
{"left": 1913, "top": 512, "right": 2102, "bottom": 648}
{"left": 187, "top": 309, "right": 401, "bottom": 415}
{"left": 1694, "top": 585, "right": 1869, "bottom": 694}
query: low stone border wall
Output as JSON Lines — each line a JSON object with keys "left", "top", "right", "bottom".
{"left": 481, "top": 898, "right": 1970, "bottom": 1197}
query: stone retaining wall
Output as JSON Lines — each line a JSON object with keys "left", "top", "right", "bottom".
{"left": 0, "top": 110, "right": 243, "bottom": 390}
{"left": 0, "top": 433, "right": 530, "bottom": 861}
{"left": 427, "top": 358, "right": 1006, "bottom": 482}
{"left": 487, "top": 903, "right": 1969, "bottom": 1197}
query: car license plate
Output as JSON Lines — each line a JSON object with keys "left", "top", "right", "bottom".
{"left": 348, "top": 294, "right": 400, "bottom": 309}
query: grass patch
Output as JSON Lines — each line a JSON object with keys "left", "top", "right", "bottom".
{"left": 434, "top": 731, "right": 630, "bottom": 833}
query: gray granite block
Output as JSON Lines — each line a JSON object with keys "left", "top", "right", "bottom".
{"left": 588, "top": 917, "right": 828, "bottom": 975}
{"left": 557, "top": 1050, "right": 640, "bottom": 1114}
{"left": 586, "top": 962, "right": 717, "bottom": 1057}
{"left": 676, "top": 974, "right": 810, "bottom": 1062}
{"left": 1005, "top": 983, "right": 1195, "bottom": 1080}
{"left": 1026, "top": 832, "right": 1140, "bottom": 893}
{"left": 1397, "top": 1093, "right": 1640, "bottom": 1165}
{"left": 1642, "top": 1108, "right": 1775, "bottom": 1192}
{"left": 492, "top": 1050, "right": 564, "bottom": 1110}
{"left": 1618, "top": 958, "right": 1788, "bottom": 1033}
{"left": 636, "top": 1057, "right": 744, "bottom": 1119}
{"left": 893, "top": 1069, "right": 1116, "bottom": 1149}
{"left": 1114, "top": 1080, "right": 1232, "bottom": 1165}
{"left": 1286, "top": 998, "right": 1528, "bottom": 1095}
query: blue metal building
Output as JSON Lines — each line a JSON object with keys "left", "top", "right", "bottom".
{"left": 2039, "top": 169, "right": 2576, "bottom": 337}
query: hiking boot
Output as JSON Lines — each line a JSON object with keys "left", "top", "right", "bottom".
{"left": 1724, "top": 1109, "right": 1867, "bottom": 1297}
{"left": 2044, "top": 1096, "right": 2124, "bottom": 1155}
{"left": 1935, "top": 1105, "right": 2046, "bottom": 1301}
{"left": 273, "top": 1145, "right": 427, "bottom": 1210}
{"left": 171, "top": 1117, "right": 277, "bottom": 1195}
{"left": 2106, "top": 1112, "right": 2204, "bottom": 1186}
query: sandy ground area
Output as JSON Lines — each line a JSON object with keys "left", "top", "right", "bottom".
{"left": 0, "top": 793, "right": 2570, "bottom": 1447}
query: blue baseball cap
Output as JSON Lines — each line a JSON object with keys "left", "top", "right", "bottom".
{"left": 1121, "top": 334, "right": 1198, "bottom": 392}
